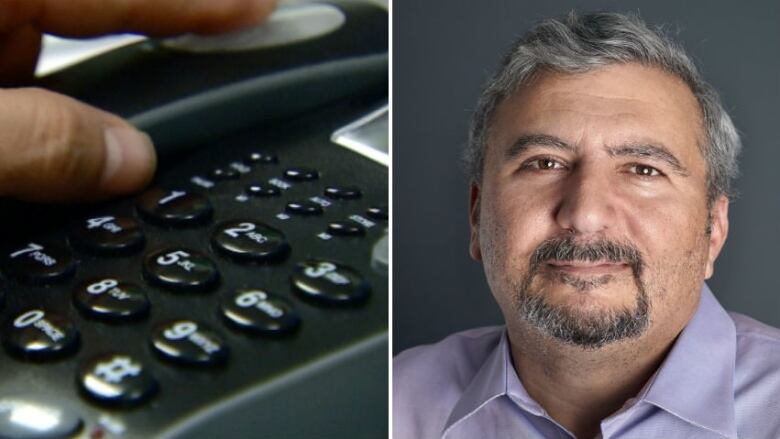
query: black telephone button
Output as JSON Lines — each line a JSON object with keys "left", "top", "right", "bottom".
{"left": 151, "top": 320, "right": 229, "bottom": 367}
{"left": 327, "top": 221, "right": 365, "bottom": 237}
{"left": 69, "top": 215, "right": 144, "bottom": 255}
{"left": 78, "top": 353, "right": 158, "bottom": 407}
{"left": 246, "top": 182, "right": 281, "bottom": 197}
{"left": 245, "top": 152, "right": 278, "bottom": 164}
{"left": 286, "top": 200, "right": 324, "bottom": 216}
{"left": 366, "top": 205, "right": 388, "bottom": 220}
{"left": 74, "top": 279, "right": 150, "bottom": 321}
{"left": 324, "top": 185, "right": 362, "bottom": 199}
{"left": 210, "top": 168, "right": 240, "bottom": 181}
{"left": 3, "top": 310, "right": 79, "bottom": 361}
{"left": 283, "top": 167, "right": 319, "bottom": 181}
{"left": 137, "top": 189, "right": 213, "bottom": 226}
{"left": 1, "top": 242, "right": 75, "bottom": 284}
{"left": 212, "top": 220, "right": 290, "bottom": 263}
{"left": 143, "top": 248, "right": 219, "bottom": 292}
{"left": 0, "top": 398, "right": 82, "bottom": 439}
{"left": 291, "top": 260, "right": 370, "bottom": 305}
{"left": 221, "top": 288, "right": 300, "bottom": 335}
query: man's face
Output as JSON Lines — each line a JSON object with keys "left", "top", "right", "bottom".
{"left": 469, "top": 63, "right": 729, "bottom": 349}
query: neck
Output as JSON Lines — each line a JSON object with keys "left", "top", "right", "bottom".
{"left": 508, "top": 320, "right": 681, "bottom": 439}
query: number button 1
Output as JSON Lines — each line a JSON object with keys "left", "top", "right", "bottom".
{"left": 1, "top": 242, "right": 75, "bottom": 284}
{"left": 143, "top": 248, "right": 219, "bottom": 292}
{"left": 136, "top": 188, "right": 213, "bottom": 226}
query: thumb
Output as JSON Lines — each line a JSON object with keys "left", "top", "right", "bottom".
{"left": 0, "top": 87, "right": 156, "bottom": 202}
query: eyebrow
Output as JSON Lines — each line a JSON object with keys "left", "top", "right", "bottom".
{"left": 504, "top": 134, "right": 690, "bottom": 177}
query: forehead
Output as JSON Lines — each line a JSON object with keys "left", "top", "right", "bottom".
{"left": 489, "top": 63, "right": 706, "bottom": 166}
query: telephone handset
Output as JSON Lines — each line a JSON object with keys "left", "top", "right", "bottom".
{"left": 0, "top": 1, "right": 387, "bottom": 438}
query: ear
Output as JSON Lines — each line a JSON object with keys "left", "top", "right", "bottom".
{"left": 704, "top": 195, "right": 729, "bottom": 279}
{"left": 469, "top": 181, "right": 482, "bottom": 261}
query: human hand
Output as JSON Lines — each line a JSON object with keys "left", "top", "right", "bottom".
{"left": 0, "top": 0, "right": 276, "bottom": 202}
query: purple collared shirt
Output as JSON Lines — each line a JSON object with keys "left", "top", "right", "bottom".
{"left": 394, "top": 285, "right": 780, "bottom": 439}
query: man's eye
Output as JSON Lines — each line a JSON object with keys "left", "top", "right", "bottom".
{"left": 630, "top": 164, "right": 662, "bottom": 177}
{"left": 526, "top": 158, "right": 565, "bottom": 170}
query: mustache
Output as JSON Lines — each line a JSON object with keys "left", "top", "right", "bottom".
{"left": 530, "top": 236, "right": 644, "bottom": 276}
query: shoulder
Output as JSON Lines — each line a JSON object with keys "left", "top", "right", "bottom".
{"left": 393, "top": 326, "right": 504, "bottom": 439}
{"left": 728, "top": 312, "right": 780, "bottom": 436}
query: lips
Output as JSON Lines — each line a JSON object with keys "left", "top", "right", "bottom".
{"left": 546, "top": 260, "right": 629, "bottom": 275}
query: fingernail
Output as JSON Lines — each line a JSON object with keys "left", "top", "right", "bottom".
{"left": 101, "top": 127, "right": 156, "bottom": 193}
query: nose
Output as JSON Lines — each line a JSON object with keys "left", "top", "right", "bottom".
{"left": 554, "top": 165, "right": 616, "bottom": 236}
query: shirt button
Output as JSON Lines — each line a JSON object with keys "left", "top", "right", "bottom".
{"left": 150, "top": 320, "right": 229, "bottom": 367}
{"left": 73, "top": 278, "right": 150, "bottom": 321}
{"left": 211, "top": 220, "right": 290, "bottom": 263}
{"left": 143, "top": 248, "right": 219, "bottom": 292}
{"left": 246, "top": 182, "right": 281, "bottom": 197}
{"left": 77, "top": 353, "right": 158, "bottom": 408}
{"left": 1, "top": 242, "right": 75, "bottom": 285}
{"left": 291, "top": 260, "right": 370, "bottom": 305}
{"left": 220, "top": 288, "right": 301, "bottom": 335}
{"left": 69, "top": 215, "right": 145, "bottom": 255}
{"left": 285, "top": 200, "right": 324, "bottom": 216}
{"left": 324, "top": 185, "right": 362, "bottom": 199}
{"left": 283, "top": 167, "right": 319, "bottom": 181}
{"left": 2, "top": 310, "right": 80, "bottom": 361}
{"left": 136, "top": 189, "right": 213, "bottom": 226}
{"left": 327, "top": 221, "right": 365, "bottom": 237}
{"left": 0, "top": 398, "right": 82, "bottom": 439}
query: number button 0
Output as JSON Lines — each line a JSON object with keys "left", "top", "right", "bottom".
{"left": 1, "top": 242, "right": 75, "bottom": 284}
{"left": 143, "top": 248, "right": 219, "bottom": 292}
{"left": 211, "top": 220, "right": 290, "bottom": 263}
{"left": 2, "top": 309, "right": 80, "bottom": 361}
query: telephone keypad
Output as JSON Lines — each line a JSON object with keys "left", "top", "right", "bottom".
{"left": 246, "top": 182, "right": 281, "bottom": 197}
{"left": 245, "top": 151, "right": 278, "bottom": 164}
{"left": 283, "top": 167, "right": 319, "bottom": 181}
{"left": 327, "top": 220, "right": 365, "bottom": 237}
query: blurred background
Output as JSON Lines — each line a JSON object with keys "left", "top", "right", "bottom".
{"left": 393, "top": 0, "right": 780, "bottom": 354}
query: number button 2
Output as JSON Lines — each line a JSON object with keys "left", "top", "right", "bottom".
{"left": 211, "top": 220, "right": 290, "bottom": 263}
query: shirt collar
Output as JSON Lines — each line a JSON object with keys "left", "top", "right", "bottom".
{"left": 441, "top": 284, "right": 738, "bottom": 439}
{"left": 641, "top": 283, "right": 737, "bottom": 438}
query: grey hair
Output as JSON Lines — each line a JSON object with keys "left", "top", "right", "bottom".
{"left": 465, "top": 11, "right": 741, "bottom": 202}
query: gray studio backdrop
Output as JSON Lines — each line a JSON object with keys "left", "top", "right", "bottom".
{"left": 393, "top": 1, "right": 780, "bottom": 354}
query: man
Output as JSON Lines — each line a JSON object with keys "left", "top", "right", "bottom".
{"left": 394, "top": 11, "right": 780, "bottom": 439}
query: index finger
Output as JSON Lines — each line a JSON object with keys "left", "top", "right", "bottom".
{"left": 0, "top": 0, "right": 277, "bottom": 37}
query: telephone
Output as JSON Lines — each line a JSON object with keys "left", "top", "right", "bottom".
{"left": 0, "top": 1, "right": 387, "bottom": 438}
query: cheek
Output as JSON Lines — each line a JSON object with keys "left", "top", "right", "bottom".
{"left": 479, "top": 180, "right": 557, "bottom": 272}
